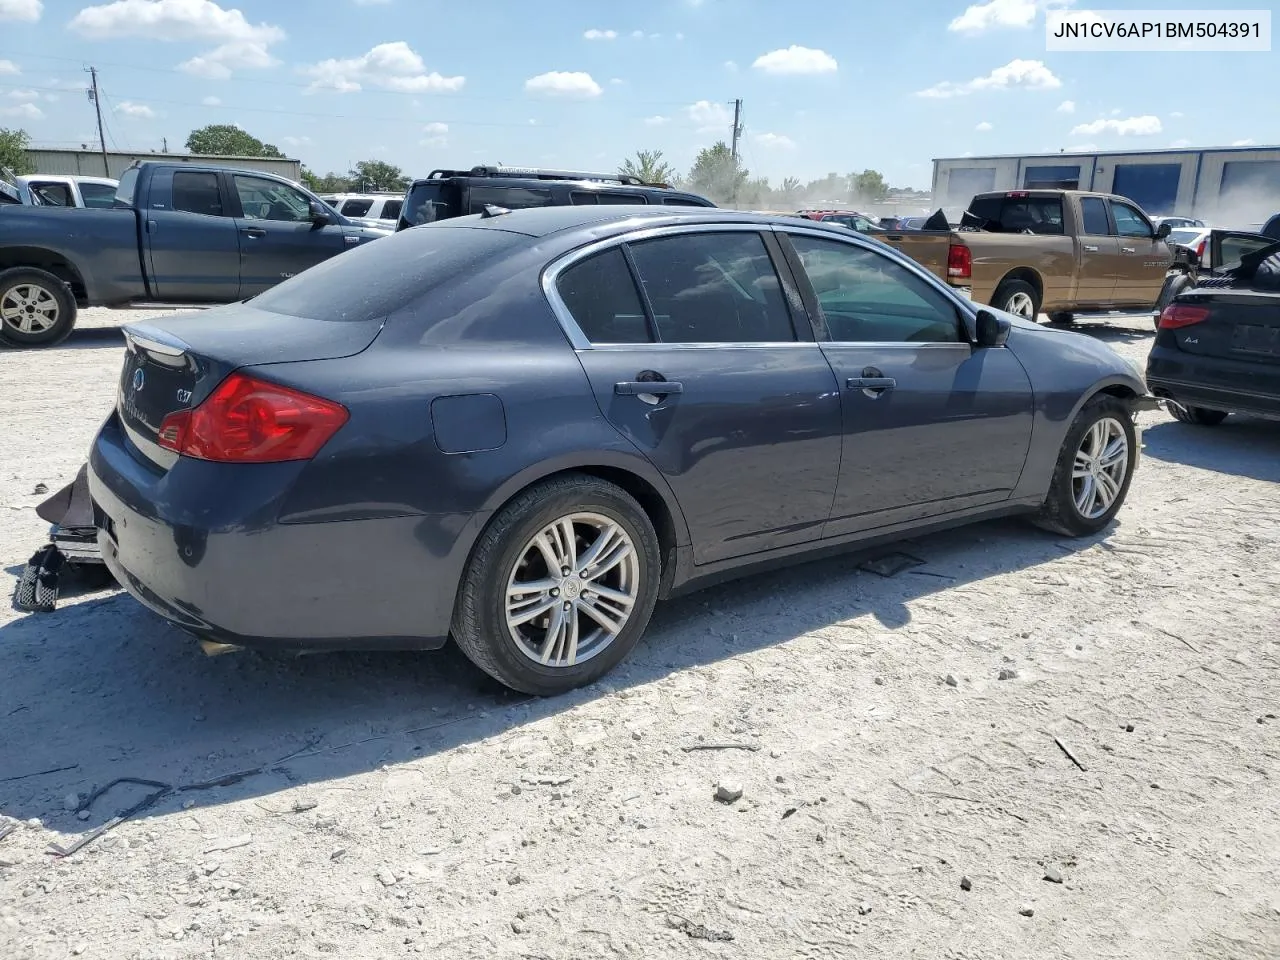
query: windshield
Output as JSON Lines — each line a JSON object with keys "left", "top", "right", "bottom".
{"left": 399, "top": 181, "right": 461, "bottom": 229}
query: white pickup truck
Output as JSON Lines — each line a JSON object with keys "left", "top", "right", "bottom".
{"left": 0, "top": 172, "right": 120, "bottom": 208}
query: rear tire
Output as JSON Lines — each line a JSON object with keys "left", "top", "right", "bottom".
{"left": 1170, "top": 403, "right": 1227, "bottom": 426}
{"left": 1153, "top": 272, "right": 1193, "bottom": 329}
{"left": 1047, "top": 311, "right": 1074, "bottom": 326}
{"left": 451, "top": 474, "right": 661, "bottom": 696}
{"left": 991, "top": 280, "right": 1040, "bottom": 322}
{"left": 0, "top": 267, "right": 77, "bottom": 348}
{"left": 1033, "top": 394, "right": 1137, "bottom": 538}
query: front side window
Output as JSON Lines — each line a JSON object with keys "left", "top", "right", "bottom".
{"left": 468, "top": 185, "right": 554, "bottom": 213}
{"left": 556, "top": 247, "right": 652, "bottom": 344}
{"left": 626, "top": 232, "right": 795, "bottom": 344}
{"left": 1111, "top": 201, "right": 1153, "bottom": 238}
{"left": 79, "top": 182, "right": 119, "bottom": 208}
{"left": 380, "top": 199, "right": 402, "bottom": 220}
{"left": 233, "top": 174, "right": 312, "bottom": 223}
{"left": 788, "top": 235, "right": 961, "bottom": 343}
{"left": 171, "top": 171, "right": 225, "bottom": 217}
{"left": 663, "top": 197, "right": 708, "bottom": 207}
{"left": 339, "top": 198, "right": 375, "bottom": 217}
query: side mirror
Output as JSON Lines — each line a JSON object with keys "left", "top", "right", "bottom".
{"left": 309, "top": 200, "right": 331, "bottom": 226}
{"left": 1155, "top": 222, "right": 1172, "bottom": 240}
{"left": 975, "top": 308, "right": 1011, "bottom": 347}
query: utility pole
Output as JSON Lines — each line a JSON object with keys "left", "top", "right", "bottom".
{"left": 162, "top": 137, "right": 168, "bottom": 153}
{"left": 729, "top": 98, "right": 743, "bottom": 161}
{"left": 85, "top": 66, "right": 110, "bottom": 176}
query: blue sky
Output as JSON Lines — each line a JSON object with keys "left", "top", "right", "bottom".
{"left": 0, "top": 0, "right": 1275, "bottom": 190}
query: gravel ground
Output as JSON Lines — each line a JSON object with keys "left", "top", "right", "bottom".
{"left": 1, "top": 308, "right": 1278, "bottom": 960}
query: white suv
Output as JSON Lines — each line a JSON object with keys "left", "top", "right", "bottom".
{"left": 319, "top": 193, "right": 403, "bottom": 227}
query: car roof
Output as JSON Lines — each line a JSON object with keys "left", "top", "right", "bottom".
{"left": 439, "top": 204, "right": 846, "bottom": 239}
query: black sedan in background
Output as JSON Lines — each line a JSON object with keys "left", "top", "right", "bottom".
{"left": 1148, "top": 241, "right": 1280, "bottom": 425}
{"left": 90, "top": 206, "right": 1152, "bottom": 695}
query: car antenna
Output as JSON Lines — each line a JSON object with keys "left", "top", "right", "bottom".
{"left": 480, "top": 204, "right": 511, "bottom": 219}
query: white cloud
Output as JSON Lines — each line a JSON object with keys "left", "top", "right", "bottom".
{"left": 609, "top": 77, "right": 623, "bottom": 85}
{"left": 1057, "top": 99, "right": 1075, "bottom": 113}
{"left": 643, "top": 115, "right": 669, "bottom": 126}
{"left": 1070, "top": 114, "right": 1161, "bottom": 136}
{"left": 69, "top": 0, "right": 284, "bottom": 79}
{"left": 0, "top": 59, "right": 20, "bottom": 75}
{"left": 1109, "top": 107, "right": 1121, "bottom": 115}
{"left": 685, "top": 99, "right": 731, "bottom": 132}
{"left": 421, "top": 121, "right": 448, "bottom": 145}
{"left": 280, "top": 135, "right": 312, "bottom": 146}
{"left": 303, "top": 42, "right": 465, "bottom": 93}
{"left": 0, "top": 0, "right": 41, "bottom": 21}
{"left": 724, "top": 60, "right": 737, "bottom": 71}
{"left": 916, "top": 58, "right": 1061, "bottom": 97}
{"left": 524, "top": 70, "right": 602, "bottom": 98}
{"left": 630, "top": 29, "right": 644, "bottom": 38}
{"left": 975, "top": 120, "right": 993, "bottom": 131}
{"left": 949, "top": 0, "right": 1073, "bottom": 33}
{"left": 583, "top": 28, "right": 616, "bottom": 40}
{"left": 754, "top": 132, "right": 796, "bottom": 149}
{"left": 0, "top": 101, "right": 42, "bottom": 119}
{"left": 752, "top": 45, "right": 838, "bottom": 75}
{"left": 1170, "top": 111, "right": 1184, "bottom": 118}
{"left": 116, "top": 100, "right": 155, "bottom": 118}
{"left": 1170, "top": 139, "right": 1192, "bottom": 147}
{"left": 1232, "top": 138, "right": 1256, "bottom": 146}
{"left": 201, "top": 95, "right": 221, "bottom": 106}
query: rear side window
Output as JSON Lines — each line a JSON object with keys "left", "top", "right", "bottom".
{"left": 556, "top": 247, "right": 653, "bottom": 343}
{"left": 663, "top": 197, "right": 709, "bottom": 207}
{"left": 468, "top": 185, "right": 554, "bottom": 213}
{"left": 249, "top": 226, "right": 525, "bottom": 323}
{"left": 115, "top": 168, "right": 139, "bottom": 206}
{"left": 171, "top": 171, "right": 225, "bottom": 217}
{"left": 79, "top": 182, "right": 119, "bottom": 208}
{"left": 570, "top": 190, "right": 647, "bottom": 205}
{"left": 1079, "top": 197, "right": 1111, "bottom": 236}
{"left": 31, "top": 182, "right": 73, "bottom": 206}
{"left": 402, "top": 182, "right": 461, "bottom": 227}
{"left": 627, "top": 232, "right": 795, "bottom": 343}
{"left": 381, "top": 199, "right": 402, "bottom": 220}
{"left": 340, "top": 198, "right": 375, "bottom": 217}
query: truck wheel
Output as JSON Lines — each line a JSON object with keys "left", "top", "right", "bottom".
{"left": 1153, "top": 272, "right": 1192, "bottom": 329}
{"left": 991, "top": 280, "right": 1040, "bottom": 321}
{"left": 0, "top": 267, "right": 77, "bottom": 348}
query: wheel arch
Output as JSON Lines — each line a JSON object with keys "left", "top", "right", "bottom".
{"left": 0, "top": 248, "right": 90, "bottom": 303}
{"left": 992, "top": 267, "right": 1044, "bottom": 305}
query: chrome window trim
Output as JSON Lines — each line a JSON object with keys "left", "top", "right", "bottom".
{"left": 541, "top": 222, "right": 799, "bottom": 350}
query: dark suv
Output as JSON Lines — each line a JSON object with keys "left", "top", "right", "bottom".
{"left": 396, "top": 164, "right": 714, "bottom": 230}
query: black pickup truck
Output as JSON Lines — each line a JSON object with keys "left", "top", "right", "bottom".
{"left": 0, "top": 161, "right": 391, "bottom": 347}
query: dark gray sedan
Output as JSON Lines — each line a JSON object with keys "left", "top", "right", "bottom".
{"left": 88, "top": 206, "right": 1154, "bottom": 695}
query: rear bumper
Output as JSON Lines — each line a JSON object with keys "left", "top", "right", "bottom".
{"left": 1147, "top": 347, "right": 1280, "bottom": 419}
{"left": 88, "top": 412, "right": 468, "bottom": 651}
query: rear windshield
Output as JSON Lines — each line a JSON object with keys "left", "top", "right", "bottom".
{"left": 966, "top": 195, "right": 1064, "bottom": 235}
{"left": 401, "top": 181, "right": 462, "bottom": 227}
{"left": 248, "top": 225, "right": 525, "bottom": 322}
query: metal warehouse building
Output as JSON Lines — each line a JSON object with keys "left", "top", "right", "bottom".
{"left": 26, "top": 148, "right": 302, "bottom": 183}
{"left": 932, "top": 145, "right": 1280, "bottom": 227}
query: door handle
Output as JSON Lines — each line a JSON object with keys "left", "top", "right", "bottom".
{"left": 847, "top": 376, "right": 896, "bottom": 393}
{"left": 1083, "top": 244, "right": 1099, "bottom": 252}
{"left": 242, "top": 227, "right": 267, "bottom": 239}
{"left": 1121, "top": 246, "right": 1136, "bottom": 253}
{"left": 615, "top": 380, "right": 683, "bottom": 396}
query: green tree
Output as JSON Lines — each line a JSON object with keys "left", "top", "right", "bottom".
{"left": 186, "top": 124, "right": 284, "bottom": 158}
{"left": 620, "top": 149, "right": 677, "bottom": 185}
{"left": 347, "top": 160, "right": 409, "bottom": 192}
{"left": 301, "top": 167, "right": 351, "bottom": 193}
{"left": 0, "top": 127, "right": 34, "bottom": 175}
{"left": 777, "top": 176, "right": 801, "bottom": 206}
{"left": 688, "top": 141, "right": 748, "bottom": 205}
{"left": 850, "top": 168, "right": 889, "bottom": 203}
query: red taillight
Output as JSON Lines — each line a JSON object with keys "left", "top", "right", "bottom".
{"left": 947, "top": 243, "right": 972, "bottom": 280}
{"left": 1006, "top": 191, "right": 1029, "bottom": 198}
{"left": 157, "top": 372, "right": 348, "bottom": 463}
{"left": 1157, "top": 304, "right": 1210, "bottom": 330}
{"left": 1195, "top": 238, "right": 1206, "bottom": 259}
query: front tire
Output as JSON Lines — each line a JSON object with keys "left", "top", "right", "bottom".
{"left": 1170, "top": 403, "right": 1227, "bottom": 426}
{"left": 1033, "top": 395, "right": 1137, "bottom": 537}
{"left": 0, "top": 267, "right": 77, "bottom": 348}
{"left": 991, "top": 279, "right": 1040, "bottom": 322}
{"left": 451, "top": 474, "right": 661, "bottom": 696}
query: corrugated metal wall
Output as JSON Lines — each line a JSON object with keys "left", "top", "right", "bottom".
{"left": 27, "top": 149, "right": 302, "bottom": 182}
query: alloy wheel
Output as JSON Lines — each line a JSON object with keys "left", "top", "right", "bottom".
{"left": 1005, "top": 291, "right": 1035, "bottom": 319}
{"left": 0, "top": 283, "right": 61, "bottom": 336}
{"left": 1072, "top": 417, "right": 1129, "bottom": 520}
{"left": 504, "top": 512, "right": 640, "bottom": 668}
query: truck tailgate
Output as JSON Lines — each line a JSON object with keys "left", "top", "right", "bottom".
{"left": 875, "top": 231, "right": 952, "bottom": 280}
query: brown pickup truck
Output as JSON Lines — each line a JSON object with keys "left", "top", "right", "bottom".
{"left": 878, "top": 190, "right": 1175, "bottom": 323}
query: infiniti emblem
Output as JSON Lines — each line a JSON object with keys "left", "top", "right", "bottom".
{"left": 132, "top": 368, "right": 145, "bottom": 392}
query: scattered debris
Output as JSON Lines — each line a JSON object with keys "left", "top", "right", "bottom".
{"left": 668, "top": 915, "right": 734, "bottom": 942}
{"left": 0, "top": 763, "right": 79, "bottom": 785}
{"left": 998, "top": 668, "right": 1018, "bottom": 681}
{"left": 76, "top": 811, "right": 91, "bottom": 822}
{"left": 1054, "top": 737, "right": 1087, "bottom": 772}
{"left": 859, "top": 552, "right": 925, "bottom": 578}
{"left": 0, "top": 823, "right": 16, "bottom": 843}
{"left": 1019, "top": 904, "right": 1035, "bottom": 917}
{"left": 960, "top": 875, "right": 973, "bottom": 891}
{"left": 510, "top": 785, "right": 522, "bottom": 796}
{"left": 1124, "top": 723, "right": 1136, "bottom": 733}
{"left": 857, "top": 902, "right": 872, "bottom": 916}
{"left": 782, "top": 808, "right": 797, "bottom": 819}
{"left": 1044, "top": 865, "right": 1064, "bottom": 884}
{"left": 681, "top": 742, "right": 760, "bottom": 754}
{"left": 511, "top": 918, "right": 529, "bottom": 935}
{"left": 203, "top": 836, "right": 251, "bottom": 855}
{"left": 62, "top": 793, "right": 80, "bottom": 812}
{"left": 945, "top": 674, "right": 959, "bottom": 687}
{"left": 329, "top": 848, "right": 347, "bottom": 861}
{"left": 377, "top": 868, "right": 399, "bottom": 887}
{"left": 873, "top": 677, "right": 885, "bottom": 686}
{"left": 291, "top": 799, "right": 318, "bottom": 814}
{"left": 32, "top": 482, "right": 48, "bottom": 495}
{"left": 714, "top": 782, "right": 743, "bottom": 804}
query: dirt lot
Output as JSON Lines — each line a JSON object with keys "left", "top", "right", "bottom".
{"left": 1, "top": 309, "right": 1278, "bottom": 960}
